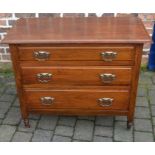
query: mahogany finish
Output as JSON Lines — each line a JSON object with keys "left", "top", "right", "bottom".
{"left": 2, "top": 17, "right": 150, "bottom": 128}
{"left": 21, "top": 66, "right": 132, "bottom": 85}
{"left": 18, "top": 46, "right": 134, "bottom": 61}
{"left": 25, "top": 87, "right": 129, "bottom": 110}
{"left": 2, "top": 17, "right": 150, "bottom": 44}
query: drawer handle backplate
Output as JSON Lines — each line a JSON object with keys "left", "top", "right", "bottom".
{"left": 101, "top": 51, "right": 117, "bottom": 61}
{"left": 40, "top": 97, "right": 55, "bottom": 105}
{"left": 100, "top": 73, "right": 116, "bottom": 83}
{"left": 37, "top": 73, "right": 52, "bottom": 83}
{"left": 98, "top": 98, "right": 114, "bottom": 107}
{"left": 34, "top": 51, "right": 50, "bottom": 61}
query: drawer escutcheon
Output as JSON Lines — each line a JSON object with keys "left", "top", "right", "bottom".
{"left": 98, "top": 98, "right": 114, "bottom": 107}
{"left": 37, "top": 73, "right": 52, "bottom": 83}
{"left": 34, "top": 51, "right": 50, "bottom": 61}
{"left": 101, "top": 51, "right": 117, "bottom": 61}
{"left": 40, "top": 97, "right": 55, "bottom": 105}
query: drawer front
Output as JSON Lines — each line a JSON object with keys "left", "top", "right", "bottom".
{"left": 18, "top": 46, "right": 134, "bottom": 61}
{"left": 24, "top": 88, "right": 130, "bottom": 110}
{"left": 21, "top": 66, "right": 132, "bottom": 85}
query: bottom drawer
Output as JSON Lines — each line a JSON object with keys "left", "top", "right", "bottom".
{"left": 24, "top": 87, "right": 130, "bottom": 111}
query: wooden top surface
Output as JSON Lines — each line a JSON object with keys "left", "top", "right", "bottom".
{"left": 2, "top": 17, "right": 151, "bottom": 44}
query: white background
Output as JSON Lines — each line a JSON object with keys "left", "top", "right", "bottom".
{"left": 0, "top": 0, "right": 155, "bottom": 13}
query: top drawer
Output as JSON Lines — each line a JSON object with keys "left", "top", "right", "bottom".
{"left": 18, "top": 46, "right": 135, "bottom": 61}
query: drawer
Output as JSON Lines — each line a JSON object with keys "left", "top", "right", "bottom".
{"left": 18, "top": 46, "right": 134, "bottom": 61}
{"left": 24, "top": 87, "right": 130, "bottom": 110}
{"left": 21, "top": 66, "right": 132, "bottom": 85}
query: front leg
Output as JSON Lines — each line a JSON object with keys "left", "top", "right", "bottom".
{"left": 23, "top": 119, "right": 30, "bottom": 128}
{"left": 127, "top": 121, "right": 132, "bottom": 129}
{"left": 127, "top": 115, "right": 133, "bottom": 129}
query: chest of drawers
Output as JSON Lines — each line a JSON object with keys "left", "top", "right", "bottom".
{"left": 2, "top": 17, "right": 150, "bottom": 128}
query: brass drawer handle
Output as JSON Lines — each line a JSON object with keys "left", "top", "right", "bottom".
{"left": 98, "top": 98, "right": 114, "bottom": 107}
{"left": 37, "top": 73, "right": 52, "bottom": 83}
{"left": 34, "top": 51, "right": 50, "bottom": 61}
{"left": 101, "top": 51, "right": 117, "bottom": 61}
{"left": 100, "top": 73, "right": 116, "bottom": 83}
{"left": 40, "top": 97, "right": 55, "bottom": 105}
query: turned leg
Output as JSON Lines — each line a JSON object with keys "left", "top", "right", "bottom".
{"left": 127, "top": 121, "right": 132, "bottom": 129}
{"left": 23, "top": 110, "right": 30, "bottom": 128}
{"left": 127, "top": 115, "right": 133, "bottom": 129}
{"left": 23, "top": 119, "right": 30, "bottom": 128}
{"left": 20, "top": 107, "right": 30, "bottom": 128}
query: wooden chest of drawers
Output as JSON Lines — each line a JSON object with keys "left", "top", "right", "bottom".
{"left": 2, "top": 17, "right": 150, "bottom": 128}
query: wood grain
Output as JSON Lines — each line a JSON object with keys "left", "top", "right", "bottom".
{"left": 21, "top": 66, "right": 132, "bottom": 86}
{"left": 24, "top": 87, "right": 130, "bottom": 110}
{"left": 29, "top": 109, "right": 128, "bottom": 116}
{"left": 2, "top": 16, "right": 151, "bottom": 128}
{"left": 127, "top": 44, "right": 143, "bottom": 124}
{"left": 9, "top": 45, "right": 29, "bottom": 120}
{"left": 2, "top": 17, "right": 151, "bottom": 44}
{"left": 18, "top": 46, "right": 134, "bottom": 61}
{"left": 20, "top": 60, "right": 134, "bottom": 66}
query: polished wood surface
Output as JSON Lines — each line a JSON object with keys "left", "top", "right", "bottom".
{"left": 9, "top": 45, "right": 29, "bottom": 124}
{"left": 18, "top": 46, "right": 134, "bottom": 61}
{"left": 29, "top": 109, "right": 128, "bottom": 116}
{"left": 3, "top": 17, "right": 151, "bottom": 128}
{"left": 20, "top": 60, "right": 134, "bottom": 66}
{"left": 21, "top": 66, "right": 132, "bottom": 85}
{"left": 2, "top": 17, "right": 150, "bottom": 44}
{"left": 25, "top": 87, "right": 129, "bottom": 110}
{"left": 128, "top": 44, "right": 143, "bottom": 125}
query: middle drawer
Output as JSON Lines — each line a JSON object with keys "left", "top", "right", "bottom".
{"left": 21, "top": 66, "right": 132, "bottom": 86}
